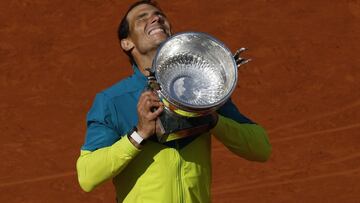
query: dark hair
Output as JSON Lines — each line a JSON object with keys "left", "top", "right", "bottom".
{"left": 118, "top": 0, "right": 160, "bottom": 65}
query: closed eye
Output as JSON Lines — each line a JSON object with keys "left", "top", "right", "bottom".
{"left": 136, "top": 12, "right": 149, "bottom": 21}
{"left": 154, "top": 11, "right": 166, "bottom": 18}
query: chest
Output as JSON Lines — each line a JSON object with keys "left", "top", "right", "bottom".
{"left": 111, "top": 90, "right": 142, "bottom": 136}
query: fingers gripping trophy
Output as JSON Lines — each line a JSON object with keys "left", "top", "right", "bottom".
{"left": 146, "top": 32, "right": 250, "bottom": 143}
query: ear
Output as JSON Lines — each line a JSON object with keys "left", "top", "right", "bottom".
{"left": 121, "top": 38, "right": 134, "bottom": 52}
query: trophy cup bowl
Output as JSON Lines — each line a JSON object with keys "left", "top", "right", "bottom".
{"left": 152, "top": 32, "right": 238, "bottom": 117}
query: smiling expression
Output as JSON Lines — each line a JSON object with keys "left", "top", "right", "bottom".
{"left": 126, "top": 4, "right": 171, "bottom": 55}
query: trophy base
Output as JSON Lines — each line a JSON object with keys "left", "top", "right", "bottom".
{"left": 156, "top": 109, "right": 215, "bottom": 143}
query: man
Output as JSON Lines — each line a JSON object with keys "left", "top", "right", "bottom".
{"left": 76, "top": 1, "right": 271, "bottom": 202}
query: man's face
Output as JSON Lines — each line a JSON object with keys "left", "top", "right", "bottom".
{"left": 126, "top": 4, "right": 171, "bottom": 55}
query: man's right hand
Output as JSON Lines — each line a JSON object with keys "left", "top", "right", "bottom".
{"left": 136, "top": 91, "right": 164, "bottom": 139}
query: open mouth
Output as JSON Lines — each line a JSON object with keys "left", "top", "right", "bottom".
{"left": 147, "top": 27, "right": 166, "bottom": 36}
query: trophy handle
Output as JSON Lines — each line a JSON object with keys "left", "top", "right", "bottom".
{"left": 234, "top": 47, "right": 252, "bottom": 68}
{"left": 145, "top": 68, "right": 161, "bottom": 91}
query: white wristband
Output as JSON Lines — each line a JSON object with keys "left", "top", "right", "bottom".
{"left": 130, "top": 130, "right": 144, "bottom": 145}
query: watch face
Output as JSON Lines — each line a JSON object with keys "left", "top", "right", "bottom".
{"left": 128, "top": 126, "right": 147, "bottom": 145}
{"left": 131, "top": 131, "right": 144, "bottom": 145}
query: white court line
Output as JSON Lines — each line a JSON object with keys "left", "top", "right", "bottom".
{"left": 213, "top": 167, "right": 360, "bottom": 195}
{"left": 212, "top": 122, "right": 360, "bottom": 152}
{"left": 0, "top": 171, "right": 76, "bottom": 188}
{"left": 271, "top": 122, "right": 360, "bottom": 143}
{"left": 268, "top": 99, "right": 360, "bottom": 134}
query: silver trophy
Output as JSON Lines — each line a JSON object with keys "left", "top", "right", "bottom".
{"left": 147, "top": 32, "right": 250, "bottom": 142}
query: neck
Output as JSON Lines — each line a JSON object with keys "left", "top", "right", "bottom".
{"left": 133, "top": 49, "right": 157, "bottom": 76}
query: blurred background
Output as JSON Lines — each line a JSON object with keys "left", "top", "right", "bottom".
{"left": 0, "top": 0, "right": 359, "bottom": 202}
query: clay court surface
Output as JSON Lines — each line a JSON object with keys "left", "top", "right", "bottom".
{"left": 1, "top": 0, "right": 360, "bottom": 202}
